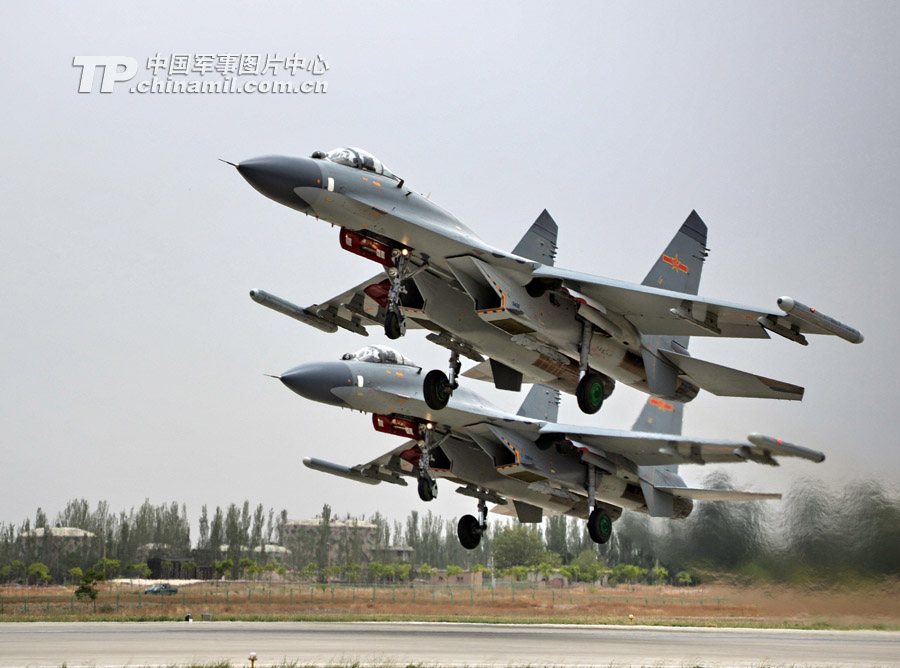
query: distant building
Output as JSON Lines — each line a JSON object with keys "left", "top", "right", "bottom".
{"left": 146, "top": 556, "right": 214, "bottom": 580}
{"left": 136, "top": 543, "right": 174, "bottom": 561}
{"left": 20, "top": 527, "right": 94, "bottom": 557}
{"left": 252, "top": 544, "right": 291, "bottom": 564}
{"left": 430, "top": 569, "right": 483, "bottom": 586}
{"left": 283, "top": 518, "right": 410, "bottom": 565}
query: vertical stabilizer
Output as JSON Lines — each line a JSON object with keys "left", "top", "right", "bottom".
{"left": 631, "top": 396, "right": 684, "bottom": 435}
{"left": 639, "top": 211, "right": 708, "bottom": 395}
{"left": 517, "top": 384, "right": 561, "bottom": 422}
{"left": 512, "top": 210, "right": 558, "bottom": 266}
{"left": 632, "top": 396, "right": 684, "bottom": 474}
{"left": 641, "top": 210, "right": 708, "bottom": 296}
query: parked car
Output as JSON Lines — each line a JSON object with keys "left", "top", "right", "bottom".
{"left": 144, "top": 583, "right": 178, "bottom": 594}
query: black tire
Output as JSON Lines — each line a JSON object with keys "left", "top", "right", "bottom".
{"left": 576, "top": 373, "right": 605, "bottom": 414}
{"left": 384, "top": 310, "right": 402, "bottom": 340}
{"left": 457, "top": 514, "right": 482, "bottom": 550}
{"left": 588, "top": 509, "right": 613, "bottom": 544}
{"left": 417, "top": 476, "right": 435, "bottom": 502}
{"left": 423, "top": 369, "right": 452, "bottom": 410}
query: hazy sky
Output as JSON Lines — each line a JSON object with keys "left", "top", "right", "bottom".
{"left": 2, "top": 1, "right": 898, "bottom": 532}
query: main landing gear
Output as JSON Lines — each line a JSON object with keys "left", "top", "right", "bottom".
{"left": 585, "top": 464, "right": 613, "bottom": 544}
{"left": 457, "top": 497, "right": 488, "bottom": 550}
{"left": 575, "top": 319, "right": 606, "bottom": 414}
{"left": 416, "top": 422, "right": 439, "bottom": 502}
{"left": 383, "top": 249, "right": 411, "bottom": 340}
{"left": 423, "top": 350, "right": 461, "bottom": 411}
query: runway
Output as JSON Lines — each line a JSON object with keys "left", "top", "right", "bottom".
{"left": 1, "top": 621, "right": 897, "bottom": 667}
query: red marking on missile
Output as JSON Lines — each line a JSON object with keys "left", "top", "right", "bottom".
{"left": 649, "top": 397, "right": 674, "bottom": 411}
{"left": 662, "top": 254, "right": 689, "bottom": 273}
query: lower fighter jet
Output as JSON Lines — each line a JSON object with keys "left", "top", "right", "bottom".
{"left": 280, "top": 344, "right": 824, "bottom": 549}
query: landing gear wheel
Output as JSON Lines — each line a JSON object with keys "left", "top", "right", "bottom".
{"left": 417, "top": 476, "right": 437, "bottom": 502}
{"left": 588, "top": 509, "right": 613, "bottom": 544}
{"left": 384, "top": 311, "right": 402, "bottom": 340}
{"left": 423, "top": 369, "right": 452, "bottom": 410}
{"left": 457, "top": 514, "right": 482, "bottom": 550}
{"left": 576, "top": 373, "right": 606, "bottom": 414}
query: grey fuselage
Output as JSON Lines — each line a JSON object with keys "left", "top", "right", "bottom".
{"left": 282, "top": 357, "right": 690, "bottom": 520}
{"left": 240, "top": 154, "right": 687, "bottom": 400}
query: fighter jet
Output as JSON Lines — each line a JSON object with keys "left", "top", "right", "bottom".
{"left": 280, "top": 344, "right": 824, "bottom": 549}
{"left": 234, "top": 146, "right": 863, "bottom": 415}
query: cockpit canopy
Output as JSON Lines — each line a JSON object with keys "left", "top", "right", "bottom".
{"left": 323, "top": 147, "right": 399, "bottom": 181}
{"left": 342, "top": 345, "right": 417, "bottom": 367}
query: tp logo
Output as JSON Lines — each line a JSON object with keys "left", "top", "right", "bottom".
{"left": 73, "top": 56, "right": 137, "bottom": 93}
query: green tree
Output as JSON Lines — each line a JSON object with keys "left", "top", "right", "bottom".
{"left": 94, "top": 557, "right": 120, "bottom": 580}
{"left": 67, "top": 566, "right": 83, "bottom": 584}
{"left": 75, "top": 569, "right": 104, "bottom": 600}
{"left": 446, "top": 565, "right": 463, "bottom": 577}
{"left": 652, "top": 566, "right": 669, "bottom": 584}
{"left": 239, "top": 557, "right": 255, "bottom": 578}
{"left": 314, "top": 504, "right": 332, "bottom": 581}
{"left": 344, "top": 562, "right": 361, "bottom": 583}
{"left": 572, "top": 549, "right": 603, "bottom": 583}
{"left": 492, "top": 525, "right": 544, "bottom": 569}
{"left": 395, "top": 563, "right": 412, "bottom": 582}
{"left": 419, "top": 563, "right": 433, "bottom": 579}
{"left": 9, "top": 561, "right": 25, "bottom": 583}
{"left": 28, "top": 562, "right": 51, "bottom": 585}
{"left": 213, "top": 558, "right": 232, "bottom": 580}
{"left": 130, "top": 563, "right": 151, "bottom": 579}
{"left": 676, "top": 570, "right": 693, "bottom": 586}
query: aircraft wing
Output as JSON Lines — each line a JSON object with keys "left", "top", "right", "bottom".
{"left": 542, "top": 423, "right": 825, "bottom": 468}
{"left": 532, "top": 265, "right": 863, "bottom": 343}
{"left": 250, "top": 272, "right": 429, "bottom": 336}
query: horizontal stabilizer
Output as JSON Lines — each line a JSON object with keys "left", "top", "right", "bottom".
{"left": 463, "top": 360, "right": 542, "bottom": 387}
{"left": 661, "top": 349, "right": 804, "bottom": 400}
{"left": 656, "top": 487, "right": 781, "bottom": 502}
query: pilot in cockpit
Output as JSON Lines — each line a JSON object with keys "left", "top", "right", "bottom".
{"left": 341, "top": 344, "right": 417, "bottom": 367}
{"left": 312, "top": 146, "right": 400, "bottom": 182}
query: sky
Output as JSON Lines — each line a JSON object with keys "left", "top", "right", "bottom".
{"left": 2, "top": 1, "right": 898, "bottom": 534}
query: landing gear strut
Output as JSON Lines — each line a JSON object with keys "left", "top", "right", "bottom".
{"left": 423, "top": 350, "right": 461, "bottom": 411}
{"left": 585, "top": 464, "right": 612, "bottom": 544}
{"left": 457, "top": 497, "right": 487, "bottom": 550}
{"left": 384, "top": 249, "right": 410, "bottom": 340}
{"left": 416, "top": 423, "right": 438, "bottom": 502}
{"left": 575, "top": 319, "right": 605, "bottom": 414}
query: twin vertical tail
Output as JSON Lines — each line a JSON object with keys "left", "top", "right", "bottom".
{"left": 639, "top": 211, "right": 709, "bottom": 398}
{"left": 641, "top": 210, "right": 708, "bottom": 297}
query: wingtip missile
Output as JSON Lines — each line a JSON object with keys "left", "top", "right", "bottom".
{"left": 249, "top": 289, "right": 338, "bottom": 333}
{"left": 777, "top": 297, "right": 863, "bottom": 344}
{"left": 302, "top": 457, "right": 381, "bottom": 485}
{"left": 747, "top": 433, "right": 825, "bottom": 463}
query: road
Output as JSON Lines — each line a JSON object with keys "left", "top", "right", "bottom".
{"left": 0, "top": 621, "right": 897, "bottom": 667}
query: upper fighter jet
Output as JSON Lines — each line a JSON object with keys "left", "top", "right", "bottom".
{"left": 281, "top": 344, "right": 825, "bottom": 549}
{"left": 233, "top": 147, "right": 863, "bottom": 414}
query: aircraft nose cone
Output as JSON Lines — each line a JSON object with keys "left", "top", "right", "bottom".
{"left": 279, "top": 361, "right": 354, "bottom": 406}
{"left": 236, "top": 155, "right": 322, "bottom": 212}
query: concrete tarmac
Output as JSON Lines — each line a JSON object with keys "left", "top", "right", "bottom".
{"left": 0, "top": 621, "right": 897, "bottom": 667}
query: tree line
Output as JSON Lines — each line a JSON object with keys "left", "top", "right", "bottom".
{"left": 1, "top": 474, "right": 897, "bottom": 586}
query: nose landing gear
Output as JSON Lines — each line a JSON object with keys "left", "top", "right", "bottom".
{"left": 384, "top": 249, "right": 411, "bottom": 340}
{"left": 423, "top": 350, "right": 461, "bottom": 411}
